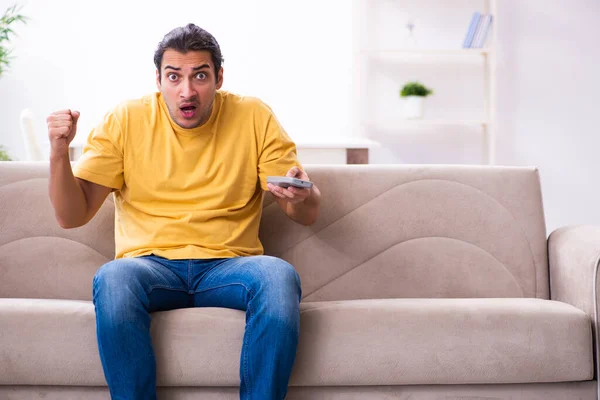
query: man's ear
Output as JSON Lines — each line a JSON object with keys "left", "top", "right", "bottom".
{"left": 216, "top": 67, "right": 224, "bottom": 90}
{"left": 155, "top": 70, "right": 161, "bottom": 91}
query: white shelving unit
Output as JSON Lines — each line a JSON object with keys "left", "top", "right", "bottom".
{"left": 361, "top": 49, "right": 490, "bottom": 55}
{"left": 295, "top": 137, "right": 380, "bottom": 165}
{"left": 352, "top": 0, "right": 498, "bottom": 165}
{"left": 363, "top": 119, "right": 490, "bottom": 128}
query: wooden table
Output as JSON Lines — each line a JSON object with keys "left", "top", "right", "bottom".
{"left": 70, "top": 138, "right": 379, "bottom": 165}
{"left": 295, "top": 138, "right": 378, "bottom": 165}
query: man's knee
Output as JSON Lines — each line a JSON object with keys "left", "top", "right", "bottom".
{"left": 93, "top": 258, "right": 147, "bottom": 303}
{"left": 248, "top": 256, "right": 302, "bottom": 302}
{"left": 255, "top": 256, "right": 300, "bottom": 285}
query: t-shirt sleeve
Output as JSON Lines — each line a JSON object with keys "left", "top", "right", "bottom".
{"left": 257, "top": 108, "right": 303, "bottom": 191}
{"left": 72, "top": 110, "right": 124, "bottom": 190}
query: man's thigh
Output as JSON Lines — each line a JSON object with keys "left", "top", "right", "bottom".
{"left": 191, "top": 255, "right": 301, "bottom": 310}
{"left": 94, "top": 255, "right": 190, "bottom": 313}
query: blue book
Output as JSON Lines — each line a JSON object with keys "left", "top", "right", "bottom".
{"left": 473, "top": 14, "right": 493, "bottom": 48}
{"left": 471, "top": 14, "right": 487, "bottom": 48}
{"left": 462, "top": 12, "right": 481, "bottom": 48}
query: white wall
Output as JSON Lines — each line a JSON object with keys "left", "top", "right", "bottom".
{"left": 1, "top": 0, "right": 599, "bottom": 233}
{"left": 495, "top": 0, "right": 600, "bottom": 232}
{"left": 0, "top": 0, "right": 354, "bottom": 151}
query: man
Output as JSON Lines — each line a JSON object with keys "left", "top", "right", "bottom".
{"left": 46, "top": 23, "right": 320, "bottom": 400}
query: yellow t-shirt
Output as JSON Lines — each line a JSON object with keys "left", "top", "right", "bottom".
{"left": 73, "top": 90, "right": 300, "bottom": 260}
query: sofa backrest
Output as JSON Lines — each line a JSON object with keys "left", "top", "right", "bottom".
{"left": 0, "top": 163, "right": 549, "bottom": 301}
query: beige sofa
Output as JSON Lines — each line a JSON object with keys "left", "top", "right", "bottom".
{"left": 1, "top": 161, "right": 599, "bottom": 400}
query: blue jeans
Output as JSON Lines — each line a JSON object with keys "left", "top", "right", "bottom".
{"left": 92, "top": 255, "right": 302, "bottom": 400}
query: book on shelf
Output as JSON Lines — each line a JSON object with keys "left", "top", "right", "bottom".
{"left": 462, "top": 12, "right": 493, "bottom": 48}
{"left": 462, "top": 12, "right": 481, "bottom": 48}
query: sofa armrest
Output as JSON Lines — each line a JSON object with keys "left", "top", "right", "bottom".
{"left": 549, "top": 225, "right": 600, "bottom": 315}
{"left": 549, "top": 225, "right": 600, "bottom": 394}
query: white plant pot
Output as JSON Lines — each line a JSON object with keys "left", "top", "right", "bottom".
{"left": 403, "top": 96, "right": 425, "bottom": 119}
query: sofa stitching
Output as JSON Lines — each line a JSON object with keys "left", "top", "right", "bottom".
{"left": 0, "top": 235, "right": 111, "bottom": 261}
{"left": 0, "top": 177, "right": 115, "bottom": 203}
{"left": 303, "top": 236, "right": 526, "bottom": 299}
{"left": 275, "top": 178, "right": 539, "bottom": 298}
{"left": 0, "top": 177, "right": 48, "bottom": 190}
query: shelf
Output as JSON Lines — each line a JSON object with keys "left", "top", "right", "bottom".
{"left": 294, "top": 138, "right": 379, "bottom": 165}
{"left": 353, "top": 0, "right": 497, "bottom": 164}
{"left": 295, "top": 137, "right": 380, "bottom": 149}
{"left": 359, "top": 49, "right": 489, "bottom": 56}
{"left": 362, "top": 120, "right": 489, "bottom": 130}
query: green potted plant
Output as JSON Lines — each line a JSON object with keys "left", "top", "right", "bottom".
{"left": 0, "top": 4, "right": 27, "bottom": 77}
{"left": 0, "top": 145, "right": 12, "bottom": 161}
{"left": 400, "top": 81, "right": 433, "bottom": 119}
{"left": 0, "top": 4, "right": 26, "bottom": 161}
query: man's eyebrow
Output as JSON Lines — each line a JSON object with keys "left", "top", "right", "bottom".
{"left": 163, "top": 64, "right": 210, "bottom": 72}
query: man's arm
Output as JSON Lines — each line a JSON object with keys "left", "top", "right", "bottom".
{"left": 267, "top": 166, "right": 321, "bottom": 226}
{"left": 47, "top": 110, "right": 112, "bottom": 229}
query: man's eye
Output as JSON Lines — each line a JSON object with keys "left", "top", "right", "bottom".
{"left": 196, "top": 72, "right": 207, "bottom": 80}
{"left": 168, "top": 74, "right": 178, "bottom": 82}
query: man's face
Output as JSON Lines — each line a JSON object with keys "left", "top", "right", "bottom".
{"left": 156, "top": 49, "right": 223, "bottom": 129}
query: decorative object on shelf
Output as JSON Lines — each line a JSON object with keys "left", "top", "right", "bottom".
{"left": 0, "top": 3, "right": 27, "bottom": 77}
{"left": 462, "top": 11, "right": 493, "bottom": 48}
{"left": 0, "top": 145, "right": 13, "bottom": 161}
{"left": 20, "top": 108, "right": 43, "bottom": 161}
{"left": 400, "top": 81, "right": 433, "bottom": 119}
{"left": 404, "top": 17, "right": 418, "bottom": 48}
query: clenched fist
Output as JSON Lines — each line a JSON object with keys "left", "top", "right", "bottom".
{"left": 47, "top": 109, "right": 80, "bottom": 158}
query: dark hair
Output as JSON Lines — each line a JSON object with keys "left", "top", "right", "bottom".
{"left": 153, "top": 23, "right": 224, "bottom": 82}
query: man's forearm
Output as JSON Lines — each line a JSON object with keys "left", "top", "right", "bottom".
{"left": 49, "top": 155, "right": 88, "bottom": 228}
{"left": 285, "top": 185, "right": 321, "bottom": 226}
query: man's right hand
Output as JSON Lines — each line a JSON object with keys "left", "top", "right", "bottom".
{"left": 47, "top": 109, "right": 80, "bottom": 158}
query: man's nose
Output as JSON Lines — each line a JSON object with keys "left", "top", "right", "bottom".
{"left": 179, "top": 79, "right": 197, "bottom": 98}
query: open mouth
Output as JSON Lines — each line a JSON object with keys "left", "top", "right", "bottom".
{"left": 180, "top": 105, "right": 197, "bottom": 119}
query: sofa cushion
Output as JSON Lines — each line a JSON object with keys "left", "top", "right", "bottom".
{"left": 293, "top": 298, "right": 593, "bottom": 385}
{"left": 0, "top": 298, "right": 591, "bottom": 386}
